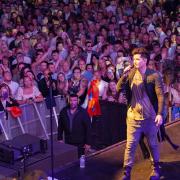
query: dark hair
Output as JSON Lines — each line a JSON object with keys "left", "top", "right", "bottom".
{"left": 109, "top": 80, "right": 117, "bottom": 85}
{"left": 117, "top": 50, "right": 125, "bottom": 55}
{"left": 40, "top": 60, "right": 48, "bottom": 66}
{"left": 132, "top": 47, "right": 150, "bottom": 65}
{"left": 52, "top": 50, "right": 59, "bottom": 54}
{"left": 20, "top": 66, "right": 31, "bottom": 79}
{"left": 69, "top": 93, "right": 78, "bottom": 98}
{"left": 36, "top": 49, "right": 44, "bottom": 55}
{"left": 17, "top": 62, "right": 25, "bottom": 70}
{"left": 2, "top": 70, "right": 12, "bottom": 77}
{"left": 86, "top": 63, "right": 93, "bottom": 69}
{"left": 25, "top": 70, "right": 37, "bottom": 81}
{"left": 91, "top": 54, "right": 99, "bottom": 60}
{"left": 86, "top": 40, "right": 92, "bottom": 45}
{"left": 114, "top": 40, "right": 122, "bottom": 45}
{"left": 101, "top": 44, "right": 109, "bottom": 53}
{"left": 79, "top": 58, "right": 86, "bottom": 63}
{"left": 0, "top": 83, "right": 12, "bottom": 96}
{"left": 73, "top": 67, "right": 81, "bottom": 73}
{"left": 48, "top": 62, "right": 54, "bottom": 66}
{"left": 99, "top": 26, "right": 109, "bottom": 33}
{"left": 56, "top": 39, "right": 64, "bottom": 47}
{"left": 16, "top": 31, "right": 24, "bottom": 37}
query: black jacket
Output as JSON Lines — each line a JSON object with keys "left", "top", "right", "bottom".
{"left": 0, "top": 98, "right": 19, "bottom": 120}
{"left": 58, "top": 106, "right": 91, "bottom": 145}
{"left": 117, "top": 68, "right": 164, "bottom": 115}
{"left": 38, "top": 78, "right": 58, "bottom": 98}
{"left": 0, "top": 97, "right": 19, "bottom": 112}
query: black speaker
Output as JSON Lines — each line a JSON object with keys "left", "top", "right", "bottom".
{"left": 0, "top": 134, "right": 48, "bottom": 164}
{"left": 40, "top": 138, "right": 48, "bottom": 154}
{"left": 0, "top": 144, "right": 15, "bottom": 164}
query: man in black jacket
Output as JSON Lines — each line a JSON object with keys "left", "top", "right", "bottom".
{"left": 117, "top": 48, "right": 164, "bottom": 180}
{"left": 38, "top": 69, "right": 58, "bottom": 98}
{"left": 57, "top": 94, "right": 91, "bottom": 157}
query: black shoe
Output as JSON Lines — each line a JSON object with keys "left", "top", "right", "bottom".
{"left": 149, "top": 169, "right": 160, "bottom": 180}
{"left": 122, "top": 174, "right": 130, "bottom": 180}
{"left": 150, "top": 162, "right": 160, "bottom": 180}
{"left": 172, "top": 144, "right": 179, "bottom": 150}
{"left": 122, "top": 166, "right": 131, "bottom": 180}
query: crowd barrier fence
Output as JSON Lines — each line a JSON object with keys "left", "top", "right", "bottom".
{"left": 0, "top": 95, "right": 67, "bottom": 141}
{"left": 0, "top": 97, "right": 128, "bottom": 148}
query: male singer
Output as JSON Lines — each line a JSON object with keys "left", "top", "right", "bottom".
{"left": 117, "top": 48, "right": 164, "bottom": 180}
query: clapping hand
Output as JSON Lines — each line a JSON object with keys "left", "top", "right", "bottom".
{"left": 84, "top": 144, "right": 91, "bottom": 154}
{"left": 119, "top": 93, "right": 127, "bottom": 104}
{"left": 108, "top": 96, "right": 115, "bottom": 102}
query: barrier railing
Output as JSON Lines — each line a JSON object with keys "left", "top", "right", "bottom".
{"left": 1, "top": 97, "right": 172, "bottom": 149}
{"left": 0, "top": 95, "right": 67, "bottom": 141}
{"left": 0, "top": 97, "right": 128, "bottom": 148}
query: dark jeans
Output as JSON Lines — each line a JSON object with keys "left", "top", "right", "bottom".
{"left": 67, "top": 142, "right": 85, "bottom": 158}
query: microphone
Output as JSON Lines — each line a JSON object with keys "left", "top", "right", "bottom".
{"left": 120, "top": 65, "right": 134, "bottom": 81}
{"left": 123, "top": 65, "right": 134, "bottom": 75}
{"left": 48, "top": 72, "right": 53, "bottom": 80}
{"left": 48, "top": 72, "right": 53, "bottom": 76}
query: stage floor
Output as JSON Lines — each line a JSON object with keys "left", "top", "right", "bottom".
{"left": 55, "top": 145, "right": 180, "bottom": 180}
{"left": 55, "top": 120, "right": 180, "bottom": 180}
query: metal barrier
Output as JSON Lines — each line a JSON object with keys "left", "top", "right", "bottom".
{"left": 0, "top": 95, "right": 67, "bottom": 141}
{"left": 0, "top": 97, "right": 128, "bottom": 148}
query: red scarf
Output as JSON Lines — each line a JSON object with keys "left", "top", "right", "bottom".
{"left": 8, "top": 106, "right": 22, "bottom": 118}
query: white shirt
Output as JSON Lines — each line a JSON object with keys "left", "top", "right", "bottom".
{"left": 171, "top": 87, "right": 180, "bottom": 104}
{"left": 159, "top": 31, "right": 167, "bottom": 47}
{"left": 147, "top": 23, "right": 155, "bottom": 33}
{"left": 16, "top": 86, "right": 41, "bottom": 101}
{"left": 98, "top": 80, "right": 108, "bottom": 97}
{"left": 106, "top": 5, "right": 116, "bottom": 14}
{"left": 12, "top": 56, "right": 32, "bottom": 65}
{"left": 4, "top": 81, "right": 19, "bottom": 97}
{"left": 86, "top": 52, "right": 92, "bottom": 64}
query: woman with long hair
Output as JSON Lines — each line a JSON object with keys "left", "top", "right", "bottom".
{"left": 0, "top": 83, "right": 19, "bottom": 111}
{"left": 57, "top": 72, "right": 68, "bottom": 96}
{"left": 102, "top": 80, "right": 119, "bottom": 103}
{"left": 16, "top": 76, "right": 43, "bottom": 105}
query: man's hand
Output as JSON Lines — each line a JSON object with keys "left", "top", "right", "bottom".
{"left": 108, "top": 96, "right": 115, "bottom": 102}
{"left": 84, "top": 144, "right": 91, "bottom": 154}
{"left": 118, "top": 93, "right": 127, "bottom": 104}
{"left": 58, "top": 140, "right": 64, "bottom": 143}
{"left": 155, "top": 115, "right": 163, "bottom": 127}
{"left": 26, "top": 98, "right": 34, "bottom": 104}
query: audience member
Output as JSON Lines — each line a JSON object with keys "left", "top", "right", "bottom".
{"left": 3, "top": 71, "right": 19, "bottom": 97}
{"left": 0, "top": 83, "right": 19, "bottom": 111}
{"left": 16, "top": 76, "right": 43, "bottom": 104}
{"left": 102, "top": 80, "right": 120, "bottom": 103}
{"left": 58, "top": 93, "right": 91, "bottom": 157}
{"left": 57, "top": 72, "right": 68, "bottom": 96}
{"left": 38, "top": 69, "right": 58, "bottom": 98}
{"left": 0, "top": 0, "right": 179, "bottom": 145}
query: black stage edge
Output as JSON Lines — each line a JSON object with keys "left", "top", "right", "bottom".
{"left": 0, "top": 141, "right": 78, "bottom": 178}
{"left": 55, "top": 120, "right": 180, "bottom": 180}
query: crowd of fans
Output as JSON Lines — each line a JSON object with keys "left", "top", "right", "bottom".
{"left": 0, "top": 0, "right": 179, "bottom": 121}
